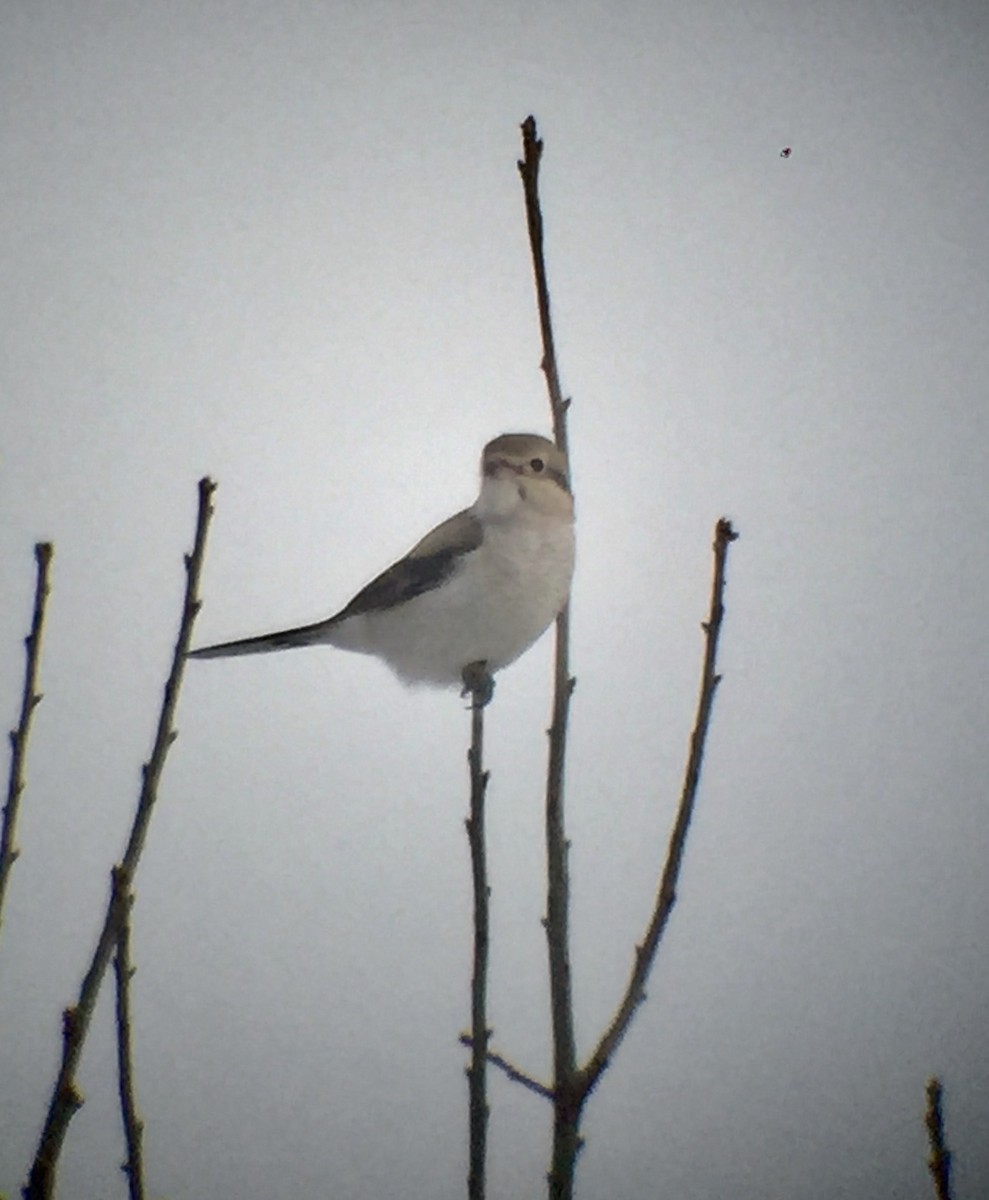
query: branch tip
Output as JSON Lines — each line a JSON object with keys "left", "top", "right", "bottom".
{"left": 924, "top": 1076, "right": 952, "bottom": 1200}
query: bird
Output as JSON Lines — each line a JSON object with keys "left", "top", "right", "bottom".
{"left": 188, "top": 433, "right": 575, "bottom": 704}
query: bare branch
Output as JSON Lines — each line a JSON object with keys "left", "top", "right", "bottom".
{"left": 464, "top": 677, "right": 491, "bottom": 1200}
{"left": 518, "top": 112, "right": 579, "bottom": 1200}
{"left": 0, "top": 542, "right": 54, "bottom": 949}
{"left": 516, "top": 117, "right": 739, "bottom": 1200}
{"left": 112, "top": 867, "right": 146, "bottom": 1200}
{"left": 582, "top": 518, "right": 738, "bottom": 1095}
{"left": 518, "top": 115, "right": 569, "bottom": 453}
{"left": 23, "top": 478, "right": 216, "bottom": 1200}
{"left": 925, "top": 1077, "right": 952, "bottom": 1200}
{"left": 459, "top": 1036, "right": 554, "bottom": 1102}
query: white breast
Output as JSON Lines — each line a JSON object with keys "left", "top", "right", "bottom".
{"left": 330, "top": 504, "right": 575, "bottom": 686}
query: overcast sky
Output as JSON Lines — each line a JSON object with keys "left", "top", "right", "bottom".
{"left": 2, "top": 2, "right": 988, "bottom": 1197}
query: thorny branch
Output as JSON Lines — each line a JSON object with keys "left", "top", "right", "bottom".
{"left": 0, "top": 542, "right": 54, "bottom": 950}
{"left": 23, "top": 478, "right": 215, "bottom": 1200}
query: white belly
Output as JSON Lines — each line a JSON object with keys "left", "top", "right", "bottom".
{"left": 329, "top": 514, "right": 575, "bottom": 686}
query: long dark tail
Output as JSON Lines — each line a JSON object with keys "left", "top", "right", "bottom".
{"left": 187, "top": 619, "right": 335, "bottom": 660}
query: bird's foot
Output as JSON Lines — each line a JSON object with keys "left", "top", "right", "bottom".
{"left": 461, "top": 661, "right": 495, "bottom": 709}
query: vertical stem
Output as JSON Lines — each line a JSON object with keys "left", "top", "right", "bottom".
{"left": 465, "top": 695, "right": 490, "bottom": 1200}
{"left": 0, "top": 542, "right": 54, "bottom": 951}
{"left": 548, "top": 1082, "right": 581, "bottom": 1200}
{"left": 545, "top": 607, "right": 578, "bottom": 1200}
{"left": 113, "top": 867, "right": 146, "bottom": 1200}
{"left": 518, "top": 113, "right": 580, "bottom": 1198}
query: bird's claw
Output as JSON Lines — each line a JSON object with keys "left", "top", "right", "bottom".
{"left": 461, "top": 661, "right": 494, "bottom": 709}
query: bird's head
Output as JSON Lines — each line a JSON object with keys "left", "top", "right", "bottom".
{"left": 478, "top": 433, "right": 572, "bottom": 519}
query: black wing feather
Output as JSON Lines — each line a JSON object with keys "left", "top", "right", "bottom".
{"left": 187, "top": 511, "right": 483, "bottom": 659}
{"left": 334, "top": 511, "right": 483, "bottom": 620}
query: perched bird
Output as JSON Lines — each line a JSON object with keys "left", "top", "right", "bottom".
{"left": 189, "top": 433, "right": 574, "bottom": 702}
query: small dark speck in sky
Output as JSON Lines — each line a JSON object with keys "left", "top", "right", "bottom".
{"left": 780, "top": 146, "right": 792, "bottom": 158}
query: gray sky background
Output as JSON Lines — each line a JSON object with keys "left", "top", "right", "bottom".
{"left": 2, "top": 2, "right": 988, "bottom": 1197}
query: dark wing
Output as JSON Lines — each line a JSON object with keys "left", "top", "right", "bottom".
{"left": 333, "top": 509, "right": 483, "bottom": 620}
{"left": 188, "top": 509, "right": 484, "bottom": 659}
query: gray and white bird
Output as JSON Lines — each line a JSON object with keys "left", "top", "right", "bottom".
{"left": 188, "top": 433, "right": 574, "bottom": 700}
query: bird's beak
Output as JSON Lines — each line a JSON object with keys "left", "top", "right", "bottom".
{"left": 483, "top": 457, "right": 517, "bottom": 479}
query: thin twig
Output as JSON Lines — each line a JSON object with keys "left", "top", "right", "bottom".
{"left": 518, "top": 113, "right": 579, "bottom": 1200}
{"left": 465, "top": 693, "right": 490, "bottom": 1200}
{"left": 925, "top": 1077, "right": 952, "bottom": 1200}
{"left": 458, "top": 1036, "right": 555, "bottom": 1103}
{"left": 581, "top": 518, "right": 738, "bottom": 1095}
{"left": 23, "top": 478, "right": 216, "bottom": 1200}
{"left": 0, "top": 542, "right": 54, "bottom": 951}
{"left": 518, "top": 115, "right": 569, "bottom": 452}
{"left": 112, "top": 867, "right": 146, "bottom": 1200}
{"left": 543, "top": 600, "right": 576, "bottom": 1088}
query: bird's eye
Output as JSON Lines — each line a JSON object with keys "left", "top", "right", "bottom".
{"left": 529, "top": 458, "right": 545, "bottom": 472}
